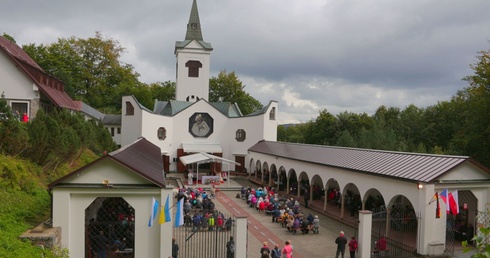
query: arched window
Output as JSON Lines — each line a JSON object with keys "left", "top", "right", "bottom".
{"left": 125, "top": 101, "right": 134, "bottom": 115}
{"left": 269, "top": 107, "right": 276, "bottom": 120}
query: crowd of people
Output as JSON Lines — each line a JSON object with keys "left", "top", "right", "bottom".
{"left": 236, "top": 185, "right": 325, "bottom": 257}
{"left": 175, "top": 187, "right": 233, "bottom": 232}
{"left": 240, "top": 185, "right": 321, "bottom": 236}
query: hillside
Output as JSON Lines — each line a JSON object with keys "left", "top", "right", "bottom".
{"left": 0, "top": 150, "right": 98, "bottom": 257}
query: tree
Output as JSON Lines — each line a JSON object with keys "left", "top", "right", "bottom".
{"left": 23, "top": 32, "right": 142, "bottom": 111}
{"left": 357, "top": 117, "right": 400, "bottom": 151}
{"left": 209, "top": 70, "right": 263, "bottom": 115}
{"left": 452, "top": 48, "right": 490, "bottom": 167}
{"left": 303, "top": 109, "right": 339, "bottom": 145}
{"left": 336, "top": 111, "right": 372, "bottom": 138}
{"left": 0, "top": 97, "right": 29, "bottom": 156}
{"left": 336, "top": 130, "right": 357, "bottom": 147}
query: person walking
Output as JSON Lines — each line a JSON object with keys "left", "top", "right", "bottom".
{"left": 226, "top": 236, "right": 235, "bottom": 258}
{"left": 335, "top": 231, "right": 348, "bottom": 258}
{"left": 282, "top": 240, "right": 293, "bottom": 258}
{"left": 260, "top": 241, "right": 270, "bottom": 258}
{"left": 271, "top": 243, "right": 281, "bottom": 258}
{"left": 312, "top": 215, "right": 320, "bottom": 234}
{"left": 348, "top": 236, "right": 358, "bottom": 258}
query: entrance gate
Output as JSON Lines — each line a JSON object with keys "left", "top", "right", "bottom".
{"left": 85, "top": 197, "right": 135, "bottom": 258}
{"left": 371, "top": 205, "right": 420, "bottom": 257}
{"left": 173, "top": 211, "right": 236, "bottom": 258}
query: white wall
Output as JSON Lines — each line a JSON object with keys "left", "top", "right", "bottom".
{"left": 121, "top": 97, "right": 277, "bottom": 172}
{"left": 175, "top": 41, "right": 211, "bottom": 101}
{"left": 0, "top": 52, "right": 37, "bottom": 113}
{"left": 121, "top": 96, "right": 144, "bottom": 146}
{"left": 52, "top": 188, "right": 173, "bottom": 258}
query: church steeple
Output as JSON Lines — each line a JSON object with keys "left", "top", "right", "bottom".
{"left": 174, "top": 0, "right": 213, "bottom": 102}
{"left": 185, "top": 0, "right": 203, "bottom": 41}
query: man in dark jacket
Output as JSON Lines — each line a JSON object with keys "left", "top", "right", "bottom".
{"left": 172, "top": 237, "right": 179, "bottom": 258}
{"left": 226, "top": 236, "right": 235, "bottom": 258}
{"left": 335, "top": 231, "right": 348, "bottom": 258}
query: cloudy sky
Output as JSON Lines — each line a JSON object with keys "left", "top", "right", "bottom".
{"left": 1, "top": 0, "right": 490, "bottom": 124}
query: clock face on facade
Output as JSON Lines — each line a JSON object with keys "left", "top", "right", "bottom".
{"left": 189, "top": 112, "right": 213, "bottom": 138}
{"left": 191, "top": 23, "right": 197, "bottom": 29}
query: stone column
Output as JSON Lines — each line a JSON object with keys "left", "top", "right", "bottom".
{"left": 235, "top": 215, "right": 247, "bottom": 258}
{"left": 340, "top": 194, "right": 345, "bottom": 219}
{"left": 358, "top": 210, "right": 373, "bottom": 258}
{"left": 323, "top": 190, "right": 327, "bottom": 211}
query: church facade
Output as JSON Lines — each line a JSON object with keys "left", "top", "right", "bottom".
{"left": 120, "top": 0, "right": 278, "bottom": 174}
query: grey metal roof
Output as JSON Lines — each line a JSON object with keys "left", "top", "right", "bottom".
{"left": 248, "top": 141, "right": 487, "bottom": 183}
{"left": 79, "top": 101, "right": 104, "bottom": 120}
{"left": 49, "top": 137, "right": 165, "bottom": 188}
{"left": 153, "top": 99, "right": 243, "bottom": 118}
{"left": 102, "top": 114, "right": 121, "bottom": 125}
{"left": 210, "top": 102, "right": 242, "bottom": 117}
{"left": 175, "top": 0, "right": 213, "bottom": 52}
{"left": 154, "top": 100, "right": 193, "bottom": 116}
{"left": 245, "top": 100, "right": 277, "bottom": 117}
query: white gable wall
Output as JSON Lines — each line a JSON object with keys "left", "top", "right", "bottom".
{"left": 0, "top": 52, "right": 38, "bottom": 110}
{"left": 121, "top": 96, "right": 144, "bottom": 146}
{"left": 438, "top": 162, "right": 490, "bottom": 181}
{"left": 64, "top": 159, "right": 153, "bottom": 185}
{"left": 51, "top": 158, "right": 173, "bottom": 258}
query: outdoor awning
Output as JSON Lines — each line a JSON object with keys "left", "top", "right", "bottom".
{"left": 182, "top": 143, "right": 222, "bottom": 153}
{"left": 179, "top": 152, "right": 240, "bottom": 166}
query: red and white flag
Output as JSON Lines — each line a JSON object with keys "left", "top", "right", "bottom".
{"left": 448, "top": 190, "right": 459, "bottom": 215}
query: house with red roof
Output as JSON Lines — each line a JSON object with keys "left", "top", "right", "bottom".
{"left": 0, "top": 35, "right": 79, "bottom": 120}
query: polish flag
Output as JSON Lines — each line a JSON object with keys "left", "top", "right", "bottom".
{"left": 448, "top": 190, "right": 459, "bottom": 215}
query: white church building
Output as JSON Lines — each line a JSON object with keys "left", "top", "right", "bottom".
{"left": 120, "top": 0, "right": 278, "bottom": 174}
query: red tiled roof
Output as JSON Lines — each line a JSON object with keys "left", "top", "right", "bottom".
{"left": 248, "top": 141, "right": 489, "bottom": 183}
{"left": 0, "top": 36, "right": 79, "bottom": 111}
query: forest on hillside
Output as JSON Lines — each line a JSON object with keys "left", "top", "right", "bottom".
{"left": 277, "top": 47, "right": 489, "bottom": 168}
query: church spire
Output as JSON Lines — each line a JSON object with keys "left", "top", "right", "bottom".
{"left": 185, "top": 0, "right": 203, "bottom": 41}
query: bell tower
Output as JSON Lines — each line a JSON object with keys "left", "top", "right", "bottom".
{"left": 175, "top": 0, "right": 213, "bottom": 102}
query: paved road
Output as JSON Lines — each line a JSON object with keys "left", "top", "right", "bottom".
{"left": 213, "top": 181, "right": 357, "bottom": 258}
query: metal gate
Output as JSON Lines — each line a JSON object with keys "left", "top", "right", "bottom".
{"left": 371, "top": 205, "right": 420, "bottom": 257}
{"left": 85, "top": 197, "right": 135, "bottom": 258}
{"left": 443, "top": 214, "right": 455, "bottom": 256}
{"left": 475, "top": 211, "right": 490, "bottom": 244}
{"left": 173, "top": 210, "right": 236, "bottom": 258}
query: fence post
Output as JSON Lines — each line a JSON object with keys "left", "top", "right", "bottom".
{"left": 358, "top": 210, "right": 373, "bottom": 258}
{"left": 235, "top": 215, "right": 248, "bottom": 258}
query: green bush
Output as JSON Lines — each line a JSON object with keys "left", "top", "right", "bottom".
{"left": 463, "top": 227, "right": 490, "bottom": 257}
